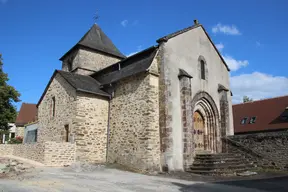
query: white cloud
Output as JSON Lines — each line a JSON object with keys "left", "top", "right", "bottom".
{"left": 1, "top": 0, "right": 8, "bottom": 4}
{"left": 126, "top": 45, "right": 142, "bottom": 57}
{"left": 215, "top": 43, "right": 224, "bottom": 51}
{"left": 121, "top": 20, "right": 128, "bottom": 27}
{"left": 212, "top": 23, "right": 241, "bottom": 35}
{"left": 231, "top": 72, "right": 288, "bottom": 103}
{"left": 256, "top": 41, "right": 261, "bottom": 47}
{"left": 223, "top": 55, "right": 248, "bottom": 71}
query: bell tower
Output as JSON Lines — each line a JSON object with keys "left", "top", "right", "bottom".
{"left": 59, "top": 24, "right": 125, "bottom": 75}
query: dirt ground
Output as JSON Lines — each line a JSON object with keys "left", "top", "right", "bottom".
{"left": 0, "top": 157, "right": 288, "bottom": 192}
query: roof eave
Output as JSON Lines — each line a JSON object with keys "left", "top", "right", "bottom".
{"left": 76, "top": 89, "right": 110, "bottom": 98}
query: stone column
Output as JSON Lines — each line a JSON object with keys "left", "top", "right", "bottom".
{"left": 218, "top": 84, "right": 229, "bottom": 152}
{"left": 178, "top": 69, "right": 193, "bottom": 170}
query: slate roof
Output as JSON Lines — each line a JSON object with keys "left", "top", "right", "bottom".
{"left": 60, "top": 24, "right": 125, "bottom": 60}
{"left": 57, "top": 70, "right": 110, "bottom": 97}
{"left": 157, "top": 24, "right": 230, "bottom": 72}
{"left": 15, "top": 103, "right": 38, "bottom": 126}
{"left": 92, "top": 46, "right": 158, "bottom": 85}
{"left": 233, "top": 95, "right": 288, "bottom": 134}
{"left": 37, "top": 70, "right": 110, "bottom": 107}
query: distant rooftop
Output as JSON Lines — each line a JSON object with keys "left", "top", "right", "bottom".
{"left": 233, "top": 95, "right": 288, "bottom": 134}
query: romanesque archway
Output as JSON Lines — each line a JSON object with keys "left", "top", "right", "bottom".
{"left": 191, "top": 92, "right": 220, "bottom": 154}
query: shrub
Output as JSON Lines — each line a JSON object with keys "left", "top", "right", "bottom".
{"left": 8, "top": 136, "right": 23, "bottom": 144}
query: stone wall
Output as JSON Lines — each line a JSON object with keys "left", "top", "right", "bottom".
{"left": 74, "top": 93, "right": 109, "bottom": 163}
{"left": 62, "top": 48, "right": 121, "bottom": 75}
{"left": 108, "top": 72, "right": 161, "bottom": 171}
{"left": 44, "top": 142, "right": 76, "bottom": 166}
{"left": 226, "top": 131, "right": 288, "bottom": 169}
{"left": 77, "top": 48, "right": 121, "bottom": 74}
{"left": 0, "top": 142, "right": 76, "bottom": 166}
{"left": 0, "top": 144, "right": 13, "bottom": 156}
{"left": 13, "top": 143, "right": 45, "bottom": 163}
{"left": 38, "top": 74, "right": 77, "bottom": 142}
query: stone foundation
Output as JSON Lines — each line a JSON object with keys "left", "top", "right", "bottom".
{"left": 0, "top": 142, "right": 76, "bottom": 166}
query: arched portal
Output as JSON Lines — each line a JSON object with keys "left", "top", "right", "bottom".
{"left": 191, "top": 92, "right": 220, "bottom": 154}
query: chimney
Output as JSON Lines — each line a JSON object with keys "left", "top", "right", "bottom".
{"left": 194, "top": 19, "right": 199, "bottom": 25}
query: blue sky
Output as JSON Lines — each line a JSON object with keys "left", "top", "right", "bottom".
{"left": 1, "top": 0, "right": 288, "bottom": 110}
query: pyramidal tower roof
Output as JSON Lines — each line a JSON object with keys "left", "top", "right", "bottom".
{"left": 60, "top": 24, "right": 125, "bottom": 60}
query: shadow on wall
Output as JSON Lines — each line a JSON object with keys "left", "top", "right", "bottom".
{"left": 171, "top": 176, "right": 288, "bottom": 192}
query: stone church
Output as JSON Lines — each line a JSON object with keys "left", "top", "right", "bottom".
{"left": 37, "top": 20, "right": 234, "bottom": 172}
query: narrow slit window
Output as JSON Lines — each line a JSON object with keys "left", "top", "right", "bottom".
{"left": 64, "top": 125, "right": 69, "bottom": 142}
{"left": 52, "top": 96, "right": 56, "bottom": 117}
{"left": 200, "top": 60, "right": 205, "bottom": 80}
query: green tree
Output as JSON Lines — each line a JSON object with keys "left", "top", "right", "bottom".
{"left": 0, "top": 53, "right": 20, "bottom": 130}
{"left": 243, "top": 95, "right": 253, "bottom": 103}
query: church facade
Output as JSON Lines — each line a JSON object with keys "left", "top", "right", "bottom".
{"left": 37, "top": 20, "right": 234, "bottom": 172}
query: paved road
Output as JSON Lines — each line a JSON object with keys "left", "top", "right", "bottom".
{"left": 173, "top": 176, "right": 288, "bottom": 191}
{"left": 0, "top": 167, "right": 287, "bottom": 192}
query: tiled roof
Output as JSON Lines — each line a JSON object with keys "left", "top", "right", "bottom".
{"left": 60, "top": 24, "right": 125, "bottom": 60}
{"left": 233, "top": 95, "right": 288, "bottom": 134}
{"left": 15, "top": 103, "right": 37, "bottom": 126}
{"left": 57, "top": 70, "right": 110, "bottom": 97}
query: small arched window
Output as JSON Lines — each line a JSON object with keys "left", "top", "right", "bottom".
{"left": 200, "top": 60, "right": 205, "bottom": 80}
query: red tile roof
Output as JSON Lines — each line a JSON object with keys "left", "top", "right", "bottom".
{"left": 233, "top": 95, "right": 288, "bottom": 134}
{"left": 15, "top": 103, "right": 37, "bottom": 126}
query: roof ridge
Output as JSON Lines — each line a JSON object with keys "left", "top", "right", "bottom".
{"left": 157, "top": 24, "right": 201, "bottom": 43}
{"left": 233, "top": 94, "right": 288, "bottom": 106}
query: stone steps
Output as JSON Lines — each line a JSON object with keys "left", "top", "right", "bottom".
{"left": 188, "top": 153, "right": 255, "bottom": 176}
{"left": 187, "top": 168, "right": 249, "bottom": 175}
{"left": 190, "top": 163, "right": 254, "bottom": 170}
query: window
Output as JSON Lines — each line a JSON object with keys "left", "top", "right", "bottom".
{"left": 25, "top": 130, "right": 37, "bottom": 143}
{"left": 200, "top": 60, "right": 205, "bottom": 80}
{"left": 52, "top": 96, "right": 56, "bottom": 117}
{"left": 241, "top": 117, "right": 248, "bottom": 124}
{"left": 249, "top": 116, "right": 257, "bottom": 124}
{"left": 281, "top": 116, "right": 288, "bottom": 121}
{"left": 11, "top": 133, "right": 15, "bottom": 139}
{"left": 64, "top": 125, "right": 69, "bottom": 142}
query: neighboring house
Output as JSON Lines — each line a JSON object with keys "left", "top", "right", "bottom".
{"left": 0, "top": 123, "right": 16, "bottom": 144}
{"left": 37, "top": 20, "right": 233, "bottom": 172}
{"left": 24, "top": 121, "right": 38, "bottom": 143}
{"left": 233, "top": 95, "right": 288, "bottom": 134}
{"left": 15, "top": 103, "right": 38, "bottom": 137}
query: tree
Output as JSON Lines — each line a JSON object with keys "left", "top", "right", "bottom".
{"left": 0, "top": 53, "right": 20, "bottom": 130}
{"left": 243, "top": 96, "right": 253, "bottom": 103}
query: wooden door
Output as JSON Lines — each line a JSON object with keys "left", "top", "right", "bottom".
{"left": 193, "top": 111, "right": 205, "bottom": 151}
